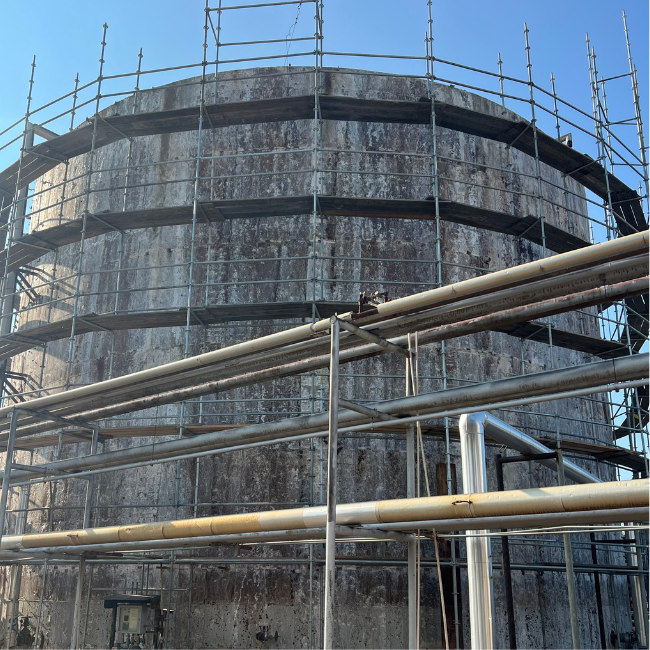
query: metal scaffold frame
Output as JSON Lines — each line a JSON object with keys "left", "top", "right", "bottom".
{"left": 0, "top": 1, "right": 647, "bottom": 648}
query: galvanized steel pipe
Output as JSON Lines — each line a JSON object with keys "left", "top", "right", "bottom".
{"left": 3, "top": 354, "right": 647, "bottom": 484}
{"left": 460, "top": 414, "right": 494, "bottom": 650}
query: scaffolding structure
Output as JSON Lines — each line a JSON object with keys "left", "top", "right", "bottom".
{"left": 0, "top": 1, "right": 647, "bottom": 648}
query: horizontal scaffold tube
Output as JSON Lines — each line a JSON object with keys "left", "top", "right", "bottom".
{"left": 0, "top": 231, "right": 647, "bottom": 435}
{"left": 1, "top": 479, "right": 646, "bottom": 551}
{"left": 5, "top": 353, "right": 648, "bottom": 483}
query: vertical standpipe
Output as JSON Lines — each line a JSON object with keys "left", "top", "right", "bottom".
{"left": 459, "top": 414, "right": 494, "bottom": 650}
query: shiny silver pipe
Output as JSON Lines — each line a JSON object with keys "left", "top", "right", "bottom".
{"left": 459, "top": 414, "right": 494, "bottom": 650}
{"left": 3, "top": 355, "right": 646, "bottom": 485}
{"left": 475, "top": 412, "right": 600, "bottom": 484}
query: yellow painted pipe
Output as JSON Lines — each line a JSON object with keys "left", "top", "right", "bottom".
{"left": 2, "top": 478, "right": 646, "bottom": 551}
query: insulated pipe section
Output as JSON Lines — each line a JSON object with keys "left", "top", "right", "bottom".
{"left": 3, "top": 354, "right": 648, "bottom": 483}
{"left": 459, "top": 414, "right": 494, "bottom": 650}
{"left": 0, "top": 231, "right": 647, "bottom": 427}
{"left": 364, "top": 507, "right": 649, "bottom": 532}
{"left": 18, "top": 267, "right": 643, "bottom": 437}
{"left": 476, "top": 412, "right": 601, "bottom": 484}
{"left": 0, "top": 509, "right": 645, "bottom": 557}
{"left": 3, "top": 256, "right": 648, "bottom": 439}
{"left": 1, "top": 479, "right": 646, "bottom": 551}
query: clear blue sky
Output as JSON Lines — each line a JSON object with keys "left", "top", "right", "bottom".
{"left": 0, "top": 0, "right": 647, "bottom": 182}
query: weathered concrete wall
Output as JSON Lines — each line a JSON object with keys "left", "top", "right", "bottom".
{"left": 1, "top": 68, "right": 632, "bottom": 649}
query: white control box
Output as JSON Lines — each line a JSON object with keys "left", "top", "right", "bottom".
{"left": 116, "top": 605, "right": 144, "bottom": 634}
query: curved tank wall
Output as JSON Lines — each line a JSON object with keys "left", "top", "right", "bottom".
{"left": 3, "top": 68, "right": 630, "bottom": 648}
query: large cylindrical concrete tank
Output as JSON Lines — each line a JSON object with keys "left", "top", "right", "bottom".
{"left": 4, "top": 67, "right": 627, "bottom": 648}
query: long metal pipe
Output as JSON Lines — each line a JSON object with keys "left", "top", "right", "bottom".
{"left": 3, "top": 258, "right": 646, "bottom": 440}
{"left": 323, "top": 318, "right": 339, "bottom": 650}
{"left": 556, "top": 451, "right": 581, "bottom": 648}
{"left": 0, "top": 231, "right": 646, "bottom": 431}
{"left": 0, "top": 527, "right": 413, "bottom": 558}
{"left": 1, "top": 479, "right": 646, "bottom": 551}
{"left": 0, "top": 509, "right": 644, "bottom": 559}
{"left": 11, "top": 261, "right": 644, "bottom": 441}
{"left": 363, "top": 508, "right": 649, "bottom": 532}
{"left": 459, "top": 414, "right": 494, "bottom": 650}
{"left": 4, "top": 378, "right": 644, "bottom": 493}
{"left": 4, "top": 355, "right": 646, "bottom": 484}
{"left": 464, "top": 412, "right": 596, "bottom": 648}
{"left": 0, "top": 509, "right": 639, "bottom": 559}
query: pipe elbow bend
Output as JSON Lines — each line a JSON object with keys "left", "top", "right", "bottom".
{"left": 459, "top": 412, "right": 488, "bottom": 436}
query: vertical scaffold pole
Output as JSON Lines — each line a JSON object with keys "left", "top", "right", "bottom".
{"left": 497, "top": 53, "right": 505, "bottom": 107}
{"left": 523, "top": 24, "right": 547, "bottom": 257}
{"left": 405, "top": 353, "right": 417, "bottom": 649}
{"left": 66, "top": 24, "right": 108, "bottom": 390}
{"left": 323, "top": 315, "right": 339, "bottom": 650}
{"left": 0, "top": 409, "right": 18, "bottom": 551}
{"left": 110, "top": 47, "right": 143, "bottom": 358}
{"left": 310, "top": 0, "right": 324, "bottom": 317}
{"left": 4, "top": 456, "right": 28, "bottom": 649}
{"left": 165, "top": 6, "right": 213, "bottom": 646}
{"left": 310, "top": 4, "right": 324, "bottom": 647}
{"left": 587, "top": 40, "right": 616, "bottom": 242}
{"left": 0, "top": 57, "right": 36, "bottom": 409}
{"left": 623, "top": 11, "right": 649, "bottom": 210}
{"left": 204, "top": 0, "right": 221, "bottom": 306}
{"left": 37, "top": 72, "right": 81, "bottom": 397}
{"left": 426, "top": 4, "right": 460, "bottom": 645}
{"left": 556, "top": 449, "right": 580, "bottom": 649}
{"left": 70, "top": 426, "right": 99, "bottom": 649}
{"left": 550, "top": 73, "right": 575, "bottom": 236}
{"left": 32, "top": 560, "right": 47, "bottom": 650}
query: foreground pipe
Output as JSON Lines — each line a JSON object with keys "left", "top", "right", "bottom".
{"left": 0, "top": 231, "right": 647, "bottom": 433}
{"left": 0, "top": 509, "right": 642, "bottom": 558}
{"left": 324, "top": 318, "right": 339, "bottom": 650}
{"left": 363, "top": 507, "right": 649, "bottom": 532}
{"left": 459, "top": 414, "right": 494, "bottom": 650}
{"left": 4, "top": 261, "right": 647, "bottom": 444}
{"left": 0, "top": 509, "right": 645, "bottom": 559}
{"left": 51, "top": 272, "right": 645, "bottom": 432}
{"left": 465, "top": 412, "right": 594, "bottom": 648}
{"left": 1, "top": 479, "right": 646, "bottom": 551}
{"left": 4, "top": 355, "right": 647, "bottom": 484}
{"left": 0, "top": 257, "right": 640, "bottom": 441}
{"left": 49, "top": 269, "right": 648, "bottom": 431}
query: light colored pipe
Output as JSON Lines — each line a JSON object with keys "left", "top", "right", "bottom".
{"left": 4, "top": 354, "right": 647, "bottom": 483}
{"left": 459, "top": 414, "right": 494, "bottom": 650}
{"left": 0, "top": 509, "right": 644, "bottom": 557}
{"left": 363, "top": 507, "right": 649, "bottom": 532}
{"left": 21, "top": 267, "right": 642, "bottom": 438}
{"left": 5, "top": 378, "right": 646, "bottom": 491}
{"left": 5, "top": 257, "right": 647, "bottom": 441}
{"left": 10, "top": 257, "right": 647, "bottom": 441}
{"left": 0, "top": 231, "right": 646, "bottom": 429}
{"left": 0, "top": 527, "right": 412, "bottom": 557}
{"left": 1, "top": 479, "right": 646, "bottom": 551}
{"left": 477, "top": 412, "right": 600, "bottom": 484}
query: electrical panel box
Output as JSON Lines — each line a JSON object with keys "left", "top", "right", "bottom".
{"left": 116, "top": 605, "right": 144, "bottom": 634}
